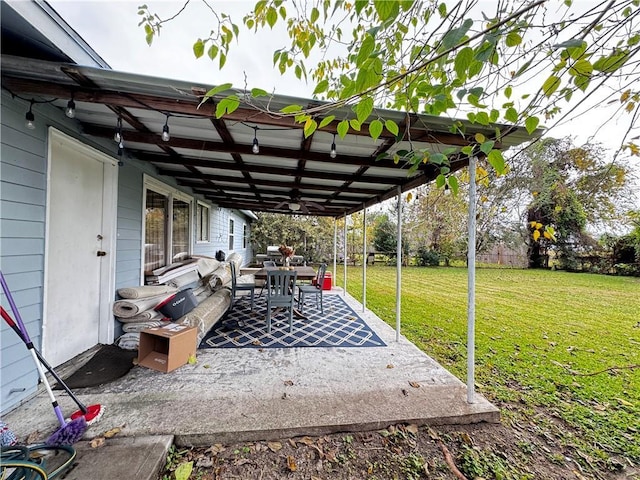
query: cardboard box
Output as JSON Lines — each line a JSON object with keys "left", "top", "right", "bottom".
{"left": 138, "top": 324, "right": 197, "bottom": 373}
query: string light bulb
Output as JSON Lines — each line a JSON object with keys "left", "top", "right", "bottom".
{"left": 161, "top": 114, "right": 170, "bottom": 142}
{"left": 114, "top": 116, "right": 122, "bottom": 143}
{"left": 330, "top": 133, "right": 337, "bottom": 158}
{"left": 25, "top": 100, "right": 35, "bottom": 130}
{"left": 65, "top": 95, "right": 76, "bottom": 118}
{"left": 252, "top": 126, "right": 259, "bottom": 154}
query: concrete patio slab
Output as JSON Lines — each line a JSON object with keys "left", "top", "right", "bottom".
{"left": 4, "top": 291, "right": 499, "bottom": 448}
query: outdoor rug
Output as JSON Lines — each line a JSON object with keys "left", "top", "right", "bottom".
{"left": 53, "top": 344, "right": 137, "bottom": 389}
{"left": 200, "top": 294, "right": 386, "bottom": 349}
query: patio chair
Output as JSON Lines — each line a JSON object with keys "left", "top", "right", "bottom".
{"left": 258, "top": 260, "right": 277, "bottom": 297}
{"left": 229, "top": 261, "right": 256, "bottom": 311}
{"left": 265, "top": 269, "right": 297, "bottom": 333}
{"left": 297, "top": 263, "right": 327, "bottom": 314}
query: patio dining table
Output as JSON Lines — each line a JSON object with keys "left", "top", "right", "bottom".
{"left": 253, "top": 265, "right": 317, "bottom": 282}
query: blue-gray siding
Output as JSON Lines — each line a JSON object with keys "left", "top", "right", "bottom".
{"left": 1, "top": 91, "right": 255, "bottom": 413}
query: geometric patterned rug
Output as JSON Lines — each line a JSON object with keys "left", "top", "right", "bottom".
{"left": 200, "top": 294, "right": 386, "bottom": 349}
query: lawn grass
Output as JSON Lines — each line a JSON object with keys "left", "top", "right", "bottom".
{"left": 337, "top": 266, "right": 640, "bottom": 468}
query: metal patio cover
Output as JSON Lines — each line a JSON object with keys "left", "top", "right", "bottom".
{"left": 1, "top": 54, "right": 535, "bottom": 217}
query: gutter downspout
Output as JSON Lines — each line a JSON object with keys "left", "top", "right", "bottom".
{"left": 362, "top": 206, "right": 367, "bottom": 312}
{"left": 343, "top": 214, "right": 348, "bottom": 296}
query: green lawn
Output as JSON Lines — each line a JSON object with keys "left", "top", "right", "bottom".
{"left": 337, "top": 266, "right": 640, "bottom": 466}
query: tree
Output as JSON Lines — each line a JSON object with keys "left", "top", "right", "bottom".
{"left": 250, "top": 213, "right": 335, "bottom": 263}
{"left": 139, "top": 0, "right": 640, "bottom": 184}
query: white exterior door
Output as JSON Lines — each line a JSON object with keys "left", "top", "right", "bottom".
{"left": 43, "top": 129, "right": 117, "bottom": 366}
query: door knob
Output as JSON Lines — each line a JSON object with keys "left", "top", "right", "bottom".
{"left": 97, "top": 251, "right": 107, "bottom": 257}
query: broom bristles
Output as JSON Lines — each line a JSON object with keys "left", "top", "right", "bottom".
{"left": 46, "top": 417, "right": 87, "bottom": 446}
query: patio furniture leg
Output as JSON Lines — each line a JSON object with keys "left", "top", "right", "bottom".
{"left": 266, "top": 307, "right": 272, "bottom": 333}
{"left": 287, "top": 306, "right": 293, "bottom": 332}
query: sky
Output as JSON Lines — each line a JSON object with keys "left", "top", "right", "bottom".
{"left": 48, "top": 1, "right": 638, "bottom": 195}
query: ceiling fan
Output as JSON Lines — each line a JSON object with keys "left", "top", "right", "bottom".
{"left": 273, "top": 196, "right": 325, "bottom": 214}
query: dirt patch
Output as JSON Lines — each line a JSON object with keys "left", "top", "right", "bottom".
{"left": 160, "top": 409, "right": 639, "bottom": 479}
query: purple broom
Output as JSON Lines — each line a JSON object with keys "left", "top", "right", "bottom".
{"left": 0, "top": 271, "right": 86, "bottom": 445}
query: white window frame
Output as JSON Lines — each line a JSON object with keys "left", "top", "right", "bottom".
{"left": 228, "top": 218, "right": 235, "bottom": 252}
{"left": 142, "top": 175, "right": 193, "bottom": 274}
{"left": 196, "top": 201, "right": 211, "bottom": 243}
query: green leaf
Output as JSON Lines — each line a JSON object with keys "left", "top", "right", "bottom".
{"left": 369, "top": 119, "right": 383, "bottom": 140}
{"left": 504, "top": 85, "right": 512, "bottom": 99}
{"left": 313, "top": 79, "right": 329, "bottom": 95}
{"left": 574, "top": 74, "right": 590, "bottom": 92}
{"left": 593, "top": 52, "right": 629, "bottom": 73}
{"left": 475, "top": 112, "right": 489, "bottom": 125}
{"left": 454, "top": 47, "right": 474, "bottom": 79}
{"left": 337, "top": 119, "right": 349, "bottom": 138}
{"left": 174, "top": 461, "right": 193, "bottom": 480}
{"left": 354, "top": 97, "right": 374, "bottom": 124}
{"left": 374, "top": 0, "right": 399, "bottom": 21}
{"left": 385, "top": 119, "right": 399, "bottom": 136}
{"left": 357, "top": 34, "right": 375, "bottom": 65}
{"left": 215, "top": 95, "right": 240, "bottom": 118}
{"left": 487, "top": 149, "right": 506, "bottom": 175}
{"left": 448, "top": 175, "right": 459, "bottom": 195}
{"left": 266, "top": 6, "right": 278, "bottom": 28}
{"left": 319, "top": 115, "right": 335, "bottom": 129}
{"left": 207, "top": 44, "right": 219, "bottom": 60}
{"left": 438, "top": 2, "right": 447, "bottom": 17}
{"left": 525, "top": 116, "right": 540, "bottom": 134}
{"left": 349, "top": 119, "right": 362, "bottom": 131}
{"left": 505, "top": 107, "right": 518, "bottom": 123}
{"left": 505, "top": 31, "right": 522, "bottom": 47}
{"left": 251, "top": 88, "right": 268, "bottom": 98}
{"left": 355, "top": 0, "right": 368, "bottom": 15}
{"left": 310, "top": 6, "right": 319, "bottom": 23}
{"left": 441, "top": 18, "right": 473, "bottom": 50}
{"left": 461, "top": 145, "right": 474, "bottom": 156}
{"left": 570, "top": 59, "right": 593, "bottom": 77}
{"left": 193, "top": 39, "right": 205, "bottom": 58}
{"left": 303, "top": 118, "right": 317, "bottom": 138}
{"left": 219, "top": 52, "right": 227, "bottom": 69}
{"left": 480, "top": 140, "right": 495, "bottom": 154}
{"left": 436, "top": 173, "right": 446, "bottom": 188}
{"left": 204, "top": 83, "right": 234, "bottom": 99}
{"left": 280, "top": 104, "right": 303, "bottom": 114}
{"left": 542, "top": 75, "right": 561, "bottom": 97}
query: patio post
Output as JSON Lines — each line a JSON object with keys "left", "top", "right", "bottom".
{"left": 362, "top": 206, "right": 367, "bottom": 312}
{"left": 396, "top": 186, "right": 402, "bottom": 342}
{"left": 333, "top": 218, "right": 337, "bottom": 290}
{"left": 343, "top": 214, "right": 348, "bottom": 296}
{"left": 467, "top": 155, "right": 477, "bottom": 403}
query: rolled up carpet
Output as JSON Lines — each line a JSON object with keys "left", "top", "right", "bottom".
{"left": 122, "top": 319, "right": 168, "bottom": 333}
{"left": 112, "top": 293, "right": 173, "bottom": 318}
{"left": 115, "top": 309, "right": 166, "bottom": 323}
{"left": 116, "top": 285, "right": 177, "bottom": 299}
{"left": 181, "top": 288, "right": 231, "bottom": 344}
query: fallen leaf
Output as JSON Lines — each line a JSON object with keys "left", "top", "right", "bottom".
{"left": 90, "top": 437, "right": 105, "bottom": 448}
{"left": 188, "top": 354, "right": 197, "bottom": 365}
{"left": 288, "top": 438, "right": 297, "bottom": 448}
{"left": 298, "top": 436, "right": 314, "bottom": 446}
{"left": 386, "top": 364, "right": 394, "bottom": 369}
{"left": 208, "top": 444, "right": 226, "bottom": 454}
{"left": 616, "top": 397, "right": 633, "bottom": 407}
{"left": 409, "top": 381, "right": 421, "bottom": 388}
{"left": 405, "top": 424, "right": 419, "bottom": 435}
{"left": 252, "top": 339, "right": 262, "bottom": 346}
{"left": 234, "top": 458, "right": 251, "bottom": 466}
{"left": 284, "top": 380, "right": 294, "bottom": 386}
{"left": 268, "top": 441, "right": 282, "bottom": 452}
{"left": 203, "top": 364, "right": 211, "bottom": 369}
{"left": 287, "top": 455, "right": 297, "bottom": 472}
{"left": 103, "top": 426, "right": 122, "bottom": 438}
{"left": 25, "top": 431, "right": 41, "bottom": 444}
{"left": 401, "top": 389, "right": 408, "bottom": 396}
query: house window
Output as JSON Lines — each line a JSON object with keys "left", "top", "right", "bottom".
{"left": 228, "top": 218, "right": 235, "bottom": 251}
{"left": 196, "top": 202, "right": 210, "bottom": 242}
{"left": 243, "top": 223, "right": 248, "bottom": 249}
{"left": 144, "top": 176, "right": 192, "bottom": 272}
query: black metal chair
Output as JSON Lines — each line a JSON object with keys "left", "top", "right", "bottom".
{"left": 265, "top": 269, "right": 297, "bottom": 333}
{"left": 297, "top": 263, "right": 327, "bottom": 314}
{"left": 229, "top": 261, "right": 256, "bottom": 311}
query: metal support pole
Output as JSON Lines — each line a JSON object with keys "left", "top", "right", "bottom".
{"left": 396, "top": 186, "right": 402, "bottom": 342}
{"left": 362, "top": 206, "right": 367, "bottom": 311}
{"left": 343, "top": 214, "right": 348, "bottom": 296}
{"left": 467, "top": 156, "right": 477, "bottom": 404}
{"left": 333, "top": 218, "right": 337, "bottom": 289}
